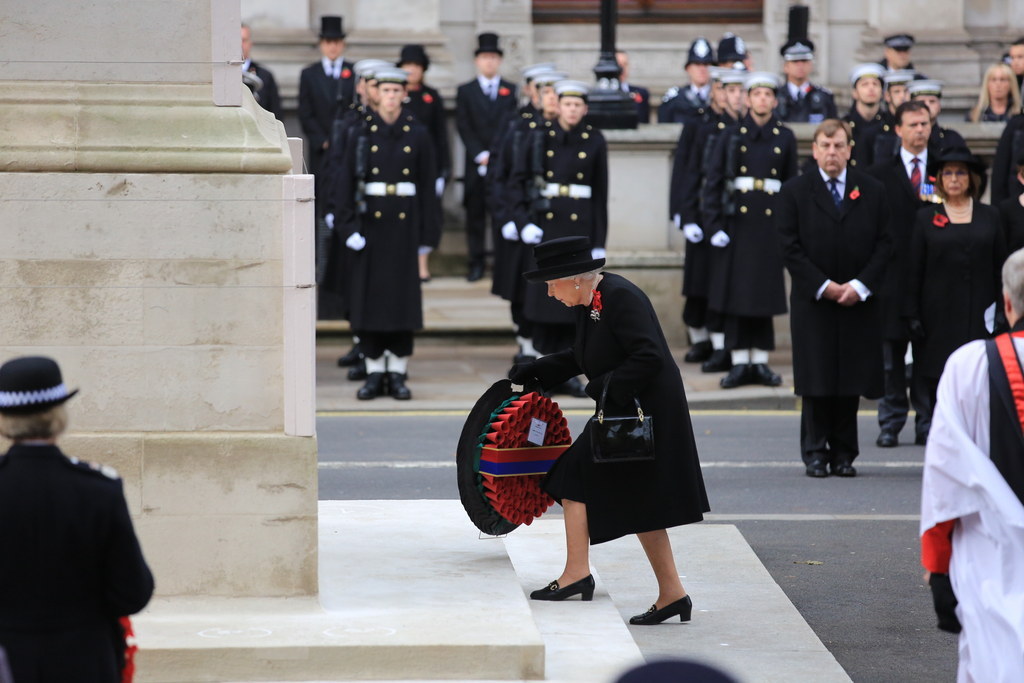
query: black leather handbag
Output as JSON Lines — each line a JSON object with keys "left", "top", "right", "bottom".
{"left": 589, "top": 374, "right": 655, "bottom": 464}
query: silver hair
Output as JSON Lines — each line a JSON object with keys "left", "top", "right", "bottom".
{"left": 557, "top": 269, "right": 603, "bottom": 284}
{"left": 0, "top": 405, "right": 68, "bottom": 441}
{"left": 1003, "top": 248, "right": 1024, "bottom": 315}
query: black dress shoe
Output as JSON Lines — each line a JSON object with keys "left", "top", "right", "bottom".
{"left": 629, "top": 595, "right": 692, "bottom": 625}
{"left": 356, "top": 373, "right": 387, "bottom": 400}
{"left": 831, "top": 463, "right": 857, "bottom": 477}
{"left": 805, "top": 460, "right": 829, "bottom": 478}
{"left": 347, "top": 361, "right": 367, "bottom": 381}
{"left": 387, "top": 372, "right": 412, "bottom": 400}
{"left": 701, "top": 349, "right": 732, "bottom": 373}
{"left": 466, "top": 263, "right": 485, "bottom": 282}
{"left": 683, "top": 340, "right": 713, "bottom": 363}
{"left": 750, "top": 363, "right": 782, "bottom": 387}
{"left": 915, "top": 433, "right": 928, "bottom": 446}
{"left": 337, "top": 344, "right": 363, "bottom": 367}
{"left": 530, "top": 575, "right": 595, "bottom": 601}
{"left": 876, "top": 430, "right": 898, "bottom": 448}
{"left": 719, "top": 364, "right": 751, "bottom": 389}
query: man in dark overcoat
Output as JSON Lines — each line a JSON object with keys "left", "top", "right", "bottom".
{"left": 335, "top": 68, "right": 440, "bottom": 401}
{"left": 509, "top": 80, "right": 608, "bottom": 397}
{"left": 842, "top": 63, "right": 896, "bottom": 169}
{"left": 702, "top": 72, "right": 799, "bottom": 388}
{"left": 241, "top": 24, "right": 281, "bottom": 120}
{"left": 658, "top": 38, "right": 714, "bottom": 124}
{"left": 615, "top": 50, "right": 651, "bottom": 123}
{"left": 992, "top": 112, "right": 1024, "bottom": 204}
{"left": 777, "top": 119, "right": 892, "bottom": 478}
{"left": 0, "top": 356, "right": 154, "bottom": 682}
{"left": 866, "top": 100, "right": 939, "bottom": 447}
{"left": 455, "top": 32, "right": 519, "bottom": 282}
{"left": 298, "top": 16, "right": 356, "bottom": 180}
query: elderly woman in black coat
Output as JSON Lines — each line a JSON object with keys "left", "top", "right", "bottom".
{"left": 509, "top": 236, "right": 709, "bottom": 625}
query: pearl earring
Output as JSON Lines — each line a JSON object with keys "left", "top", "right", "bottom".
{"left": 574, "top": 281, "right": 581, "bottom": 290}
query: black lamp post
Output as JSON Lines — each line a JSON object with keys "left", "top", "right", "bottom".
{"left": 585, "top": 0, "right": 638, "bottom": 129}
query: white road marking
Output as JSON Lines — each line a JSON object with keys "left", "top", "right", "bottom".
{"left": 317, "top": 459, "right": 923, "bottom": 470}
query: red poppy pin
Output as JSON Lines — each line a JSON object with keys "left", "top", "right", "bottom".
{"left": 341, "top": 68, "right": 352, "bottom": 79}
{"left": 423, "top": 93, "right": 434, "bottom": 104}
{"left": 933, "top": 212, "right": 949, "bottom": 228}
{"left": 590, "top": 290, "right": 603, "bottom": 322}
{"left": 632, "top": 92, "right": 642, "bottom": 103}
{"left": 849, "top": 186, "right": 860, "bottom": 200}
{"left": 927, "top": 176, "right": 936, "bottom": 184}
{"left": 498, "top": 86, "right": 511, "bottom": 97}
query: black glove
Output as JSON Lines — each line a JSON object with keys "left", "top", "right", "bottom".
{"left": 929, "top": 572, "right": 962, "bottom": 634}
{"left": 584, "top": 373, "right": 610, "bottom": 402}
{"left": 508, "top": 361, "right": 539, "bottom": 386}
{"left": 907, "top": 318, "right": 926, "bottom": 342}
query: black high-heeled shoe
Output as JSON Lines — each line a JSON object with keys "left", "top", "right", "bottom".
{"left": 529, "top": 575, "right": 595, "bottom": 601}
{"left": 628, "top": 595, "right": 692, "bottom": 625}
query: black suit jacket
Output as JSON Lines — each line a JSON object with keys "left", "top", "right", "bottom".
{"left": 298, "top": 58, "right": 356, "bottom": 173}
{"left": 776, "top": 168, "right": 891, "bottom": 397}
{"left": 0, "top": 445, "right": 153, "bottom": 682}
{"left": 248, "top": 61, "right": 282, "bottom": 120}
{"left": 455, "top": 78, "right": 518, "bottom": 170}
{"left": 626, "top": 85, "right": 650, "bottom": 123}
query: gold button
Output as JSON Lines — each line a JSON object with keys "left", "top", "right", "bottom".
{"left": 765, "top": 209, "right": 772, "bottom": 216}
{"left": 546, "top": 212, "right": 554, "bottom": 219}
{"left": 772, "top": 128, "right": 780, "bottom": 135}
{"left": 740, "top": 165, "right": 747, "bottom": 173}
{"left": 549, "top": 130, "right": 556, "bottom": 137}
{"left": 582, "top": 132, "right": 589, "bottom": 139}
{"left": 586, "top": 124, "right": 593, "bottom": 130}
{"left": 740, "top": 145, "right": 747, "bottom": 153}
{"left": 404, "top": 146, "right": 411, "bottom": 153}
{"left": 374, "top": 211, "right": 382, "bottom": 219}
{"left": 371, "top": 145, "right": 378, "bottom": 153}
{"left": 851, "top": 159, "right": 858, "bottom": 166}
{"left": 770, "top": 168, "right": 778, "bottom": 176}
{"left": 740, "top": 126, "right": 748, "bottom": 133}
{"left": 576, "top": 172, "right": 584, "bottom": 180}
{"left": 399, "top": 212, "right": 406, "bottom": 220}
{"left": 718, "top": 122, "right": 725, "bottom": 129}
{"left": 578, "top": 152, "right": 587, "bottom": 159}
{"left": 546, "top": 170, "right": 554, "bottom": 178}
{"left": 371, "top": 125, "right": 378, "bottom": 132}
{"left": 773, "top": 147, "right": 781, "bottom": 154}
{"left": 570, "top": 213, "right": 578, "bottom": 221}
{"left": 372, "top": 167, "right": 379, "bottom": 175}
{"left": 530, "top": 121, "right": 536, "bottom": 128}
{"left": 883, "top": 124, "right": 890, "bottom": 131}
{"left": 849, "top": 121, "right": 856, "bottom": 128}
{"left": 740, "top": 206, "right": 748, "bottom": 214}
{"left": 403, "top": 125, "right": 410, "bottom": 131}
{"left": 402, "top": 168, "right": 410, "bottom": 175}
{"left": 850, "top": 140, "right": 856, "bottom": 146}
{"left": 546, "top": 150, "right": 554, "bottom": 157}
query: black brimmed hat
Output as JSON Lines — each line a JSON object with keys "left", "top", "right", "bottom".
{"left": 927, "top": 146, "right": 987, "bottom": 180}
{"left": 475, "top": 32, "right": 503, "bottom": 56}
{"left": 884, "top": 34, "right": 915, "bottom": 50}
{"left": 319, "top": 16, "right": 345, "bottom": 40}
{"left": 0, "top": 356, "right": 78, "bottom": 415}
{"left": 524, "top": 236, "right": 605, "bottom": 283}
{"left": 397, "top": 44, "right": 430, "bottom": 70}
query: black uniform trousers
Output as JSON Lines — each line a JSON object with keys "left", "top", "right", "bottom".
{"left": 354, "top": 330, "right": 414, "bottom": 359}
{"left": 877, "top": 339, "right": 931, "bottom": 440}
{"left": 464, "top": 171, "right": 489, "bottom": 267}
{"left": 723, "top": 315, "right": 775, "bottom": 351}
{"left": 800, "top": 395, "right": 861, "bottom": 465}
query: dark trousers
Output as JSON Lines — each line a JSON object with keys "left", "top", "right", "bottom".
{"left": 800, "top": 395, "right": 860, "bottom": 466}
{"left": 682, "top": 296, "right": 708, "bottom": 329}
{"left": 723, "top": 314, "right": 775, "bottom": 351}
{"left": 355, "top": 330, "right": 414, "bottom": 359}
{"left": 510, "top": 302, "right": 534, "bottom": 338}
{"left": 532, "top": 322, "right": 575, "bottom": 356}
{"left": 877, "top": 339, "right": 931, "bottom": 439}
{"left": 464, "top": 175, "right": 488, "bottom": 266}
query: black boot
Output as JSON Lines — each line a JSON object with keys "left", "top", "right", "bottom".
{"left": 683, "top": 340, "right": 713, "bottom": 363}
{"left": 701, "top": 349, "right": 732, "bottom": 373}
{"left": 347, "top": 359, "right": 367, "bottom": 381}
{"left": 720, "top": 364, "right": 753, "bottom": 389}
{"left": 387, "top": 372, "right": 412, "bottom": 400}
{"left": 337, "top": 344, "right": 363, "bottom": 367}
{"left": 356, "top": 372, "right": 387, "bottom": 400}
{"left": 750, "top": 363, "right": 782, "bottom": 387}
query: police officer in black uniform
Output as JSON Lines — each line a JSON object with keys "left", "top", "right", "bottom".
{"left": 775, "top": 40, "right": 837, "bottom": 124}
{"left": 702, "top": 72, "right": 799, "bottom": 388}
{"left": 510, "top": 80, "right": 609, "bottom": 397}
{"left": 335, "top": 67, "right": 441, "bottom": 401}
{"left": 717, "top": 33, "right": 752, "bottom": 70}
{"left": 0, "top": 356, "right": 154, "bottom": 682}
{"left": 908, "top": 79, "right": 966, "bottom": 152}
{"left": 843, "top": 63, "right": 896, "bottom": 169}
{"left": 879, "top": 34, "right": 920, "bottom": 74}
{"left": 659, "top": 38, "right": 715, "bottom": 124}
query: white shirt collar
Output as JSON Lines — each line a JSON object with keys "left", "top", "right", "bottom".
{"left": 477, "top": 74, "right": 500, "bottom": 91}
{"left": 241, "top": 58, "right": 252, "bottom": 72}
{"left": 818, "top": 166, "right": 848, "bottom": 189}
{"left": 900, "top": 146, "right": 927, "bottom": 173}
{"left": 322, "top": 57, "right": 342, "bottom": 77}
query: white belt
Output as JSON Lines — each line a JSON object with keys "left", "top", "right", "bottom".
{"left": 732, "top": 177, "right": 782, "bottom": 194}
{"left": 541, "top": 183, "right": 592, "bottom": 199}
{"left": 364, "top": 182, "right": 417, "bottom": 197}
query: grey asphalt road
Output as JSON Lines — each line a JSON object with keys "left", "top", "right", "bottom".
{"left": 316, "top": 411, "right": 958, "bottom": 682}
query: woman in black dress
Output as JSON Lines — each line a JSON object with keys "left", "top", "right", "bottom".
{"left": 998, "top": 154, "right": 1024, "bottom": 253}
{"left": 906, "top": 148, "right": 1007, "bottom": 438}
{"left": 509, "top": 236, "right": 709, "bottom": 625}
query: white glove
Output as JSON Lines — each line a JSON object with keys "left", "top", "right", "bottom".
{"left": 591, "top": 248, "right": 607, "bottom": 260}
{"left": 673, "top": 214, "right": 681, "bottom": 230}
{"left": 473, "top": 150, "right": 490, "bottom": 165}
{"left": 477, "top": 164, "right": 487, "bottom": 177}
{"left": 709, "top": 230, "right": 730, "bottom": 248}
{"left": 325, "top": 213, "right": 335, "bottom": 230}
{"left": 435, "top": 177, "right": 445, "bottom": 197}
{"left": 520, "top": 223, "right": 544, "bottom": 244}
{"left": 501, "top": 221, "right": 519, "bottom": 241}
{"left": 346, "top": 232, "right": 366, "bottom": 251}
{"left": 683, "top": 223, "right": 704, "bottom": 243}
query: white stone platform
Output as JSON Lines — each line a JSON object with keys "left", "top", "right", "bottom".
{"left": 132, "top": 501, "right": 850, "bottom": 683}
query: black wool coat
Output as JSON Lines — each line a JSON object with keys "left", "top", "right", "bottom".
{"left": 0, "top": 445, "right": 153, "bottom": 683}
{"left": 776, "top": 168, "right": 891, "bottom": 397}
{"left": 906, "top": 203, "right": 1007, "bottom": 379}
{"left": 336, "top": 111, "right": 440, "bottom": 332}
{"left": 298, "top": 59, "right": 356, "bottom": 175}
{"left": 998, "top": 197, "right": 1024, "bottom": 254}
{"left": 248, "top": 61, "right": 282, "bottom": 120}
{"left": 842, "top": 106, "right": 895, "bottom": 170}
{"left": 455, "top": 78, "right": 518, "bottom": 204}
{"left": 526, "top": 273, "right": 709, "bottom": 544}
{"left": 992, "top": 113, "right": 1024, "bottom": 204}
{"left": 403, "top": 84, "right": 451, "bottom": 180}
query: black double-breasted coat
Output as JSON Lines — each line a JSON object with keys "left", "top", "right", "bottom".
{"left": 776, "top": 168, "right": 892, "bottom": 397}
{"left": 512, "top": 120, "right": 609, "bottom": 324}
{"left": 702, "top": 114, "right": 799, "bottom": 317}
{"left": 336, "top": 110, "right": 440, "bottom": 332}
{"left": 842, "top": 106, "right": 895, "bottom": 170}
{"left": 905, "top": 203, "right": 1007, "bottom": 379}
{"left": 298, "top": 58, "right": 356, "bottom": 175}
{"left": 0, "top": 445, "right": 153, "bottom": 682}
{"left": 526, "top": 273, "right": 709, "bottom": 544}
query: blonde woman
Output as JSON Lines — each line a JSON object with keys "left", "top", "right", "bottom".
{"left": 967, "top": 62, "right": 1021, "bottom": 122}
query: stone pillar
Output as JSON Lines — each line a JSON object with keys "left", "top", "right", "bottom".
{"left": 0, "top": 0, "right": 317, "bottom": 599}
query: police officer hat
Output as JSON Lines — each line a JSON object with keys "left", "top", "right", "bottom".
{"left": 554, "top": 80, "right": 590, "bottom": 100}
{"left": 884, "top": 34, "right": 915, "bottom": 50}
{"left": 781, "top": 40, "right": 815, "bottom": 61}
{"left": 0, "top": 356, "right": 78, "bottom": 415}
{"left": 745, "top": 72, "right": 780, "bottom": 93}
{"left": 717, "top": 33, "right": 748, "bottom": 64}
{"left": 319, "top": 16, "right": 345, "bottom": 40}
{"left": 849, "top": 63, "right": 887, "bottom": 86}
{"left": 686, "top": 38, "right": 715, "bottom": 67}
{"left": 908, "top": 79, "right": 943, "bottom": 98}
{"left": 475, "top": 32, "right": 503, "bottom": 57}
{"left": 373, "top": 67, "right": 409, "bottom": 86}
{"left": 397, "top": 44, "right": 430, "bottom": 70}
{"left": 354, "top": 59, "right": 391, "bottom": 81}
{"left": 523, "top": 236, "right": 605, "bottom": 283}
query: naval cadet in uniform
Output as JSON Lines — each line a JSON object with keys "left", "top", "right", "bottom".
{"left": 702, "top": 72, "right": 799, "bottom": 388}
{"left": 509, "top": 80, "right": 608, "bottom": 397}
{"left": 908, "top": 79, "right": 966, "bottom": 153}
{"left": 842, "top": 63, "right": 896, "bottom": 169}
{"left": 882, "top": 68, "right": 915, "bottom": 115}
{"left": 334, "top": 67, "right": 441, "bottom": 401}
{"left": 775, "top": 39, "right": 836, "bottom": 124}
{"left": 658, "top": 38, "right": 715, "bottom": 124}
